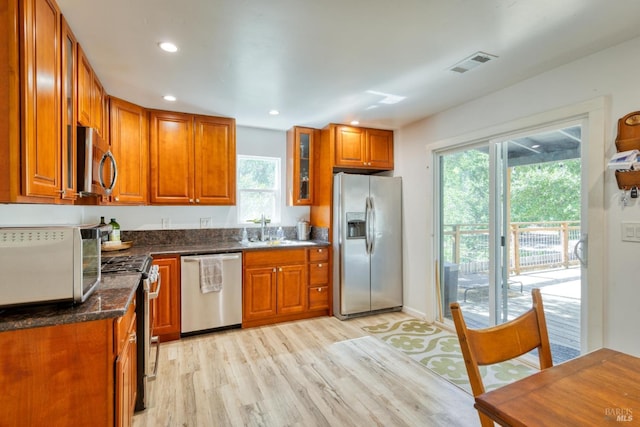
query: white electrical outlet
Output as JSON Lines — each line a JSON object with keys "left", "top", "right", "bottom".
{"left": 200, "top": 217, "right": 211, "bottom": 228}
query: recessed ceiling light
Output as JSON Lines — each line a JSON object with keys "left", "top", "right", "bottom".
{"left": 269, "top": 110, "right": 280, "bottom": 116}
{"left": 163, "top": 95, "right": 176, "bottom": 102}
{"left": 531, "top": 144, "right": 541, "bottom": 149}
{"left": 158, "top": 42, "right": 178, "bottom": 53}
{"left": 350, "top": 120, "right": 360, "bottom": 126}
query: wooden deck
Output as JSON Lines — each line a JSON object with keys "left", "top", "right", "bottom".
{"left": 445, "top": 267, "right": 581, "bottom": 364}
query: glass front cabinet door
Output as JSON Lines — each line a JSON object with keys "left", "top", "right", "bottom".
{"left": 287, "top": 126, "right": 316, "bottom": 205}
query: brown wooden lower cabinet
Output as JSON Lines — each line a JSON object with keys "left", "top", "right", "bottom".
{"left": 308, "top": 247, "right": 331, "bottom": 311}
{"left": 0, "top": 298, "right": 137, "bottom": 427}
{"left": 308, "top": 285, "right": 330, "bottom": 310}
{"left": 242, "top": 247, "right": 331, "bottom": 328}
{"left": 243, "top": 265, "right": 278, "bottom": 319}
{"left": 152, "top": 255, "right": 181, "bottom": 342}
{"left": 115, "top": 298, "right": 137, "bottom": 427}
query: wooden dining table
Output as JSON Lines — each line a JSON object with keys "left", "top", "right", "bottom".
{"left": 475, "top": 348, "right": 640, "bottom": 426}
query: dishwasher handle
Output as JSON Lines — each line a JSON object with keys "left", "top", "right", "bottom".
{"left": 183, "top": 254, "right": 241, "bottom": 262}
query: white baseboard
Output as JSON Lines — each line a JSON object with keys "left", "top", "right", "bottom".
{"left": 401, "top": 306, "right": 426, "bottom": 320}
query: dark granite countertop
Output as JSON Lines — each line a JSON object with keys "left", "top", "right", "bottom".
{"left": 1, "top": 238, "right": 329, "bottom": 333}
{"left": 104, "top": 239, "right": 330, "bottom": 258}
{"left": 0, "top": 272, "right": 140, "bottom": 332}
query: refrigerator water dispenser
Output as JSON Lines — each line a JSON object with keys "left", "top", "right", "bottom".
{"left": 346, "top": 212, "right": 366, "bottom": 238}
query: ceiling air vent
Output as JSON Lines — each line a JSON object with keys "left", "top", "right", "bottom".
{"left": 449, "top": 51, "right": 498, "bottom": 73}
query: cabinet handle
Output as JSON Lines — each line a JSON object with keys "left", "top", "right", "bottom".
{"left": 114, "top": 196, "right": 119, "bottom": 201}
{"left": 279, "top": 267, "right": 283, "bottom": 272}
{"left": 317, "top": 263, "right": 323, "bottom": 267}
{"left": 317, "top": 288, "right": 322, "bottom": 292}
{"left": 196, "top": 199, "right": 200, "bottom": 203}
{"left": 318, "top": 249, "right": 323, "bottom": 253}
{"left": 273, "top": 268, "right": 277, "bottom": 273}
{"left": 129, "top": 332, "right": 137, "bottom": 343}
{"left": 189, "top": 198, "right": 194, "bottom": 203}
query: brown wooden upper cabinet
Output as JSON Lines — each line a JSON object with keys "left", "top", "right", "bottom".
{"left": 334, "top": 125, "right": 394, "bottom": 170}
{"left": 61, "top": 16, "right": 78, "bottom": 202}
{"left": 310, "top": 124, "right": 394, "bottom": 228}
{"left": 109, "top": 97, "right": 149, "bottom": 205}
{"left": 77, "top": 43, "right": 107, "bottom": 139}
{"left": 18, "top": 0, "right": 63, "bottom": 201}
{"left": 287, "top": 126, "right": 317, "bottom": 205}
{"left": 149, "top": 111, "right": 236, "bottom": 205}
{"left": 0, "top": 0, "right": 114, "bottom": 204}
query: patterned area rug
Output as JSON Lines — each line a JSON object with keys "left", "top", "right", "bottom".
{"left": 362, "top": 318, "right": 537, "bottom": 394}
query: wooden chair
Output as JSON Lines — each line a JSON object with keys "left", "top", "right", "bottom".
{"left": 450, "top": 288, "right": 553, "bottom": 427}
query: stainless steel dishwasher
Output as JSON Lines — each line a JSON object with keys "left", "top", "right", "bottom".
{"left": 180, "top": 253, "right": 242, "bottom": 335}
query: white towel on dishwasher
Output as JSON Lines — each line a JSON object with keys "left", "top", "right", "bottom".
{"left": 199, "top": 257, "right": 223, "bottom": 293}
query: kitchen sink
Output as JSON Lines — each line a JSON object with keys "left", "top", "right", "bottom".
{"left": 241, "top": 240, "right": 316, "bottom": 248}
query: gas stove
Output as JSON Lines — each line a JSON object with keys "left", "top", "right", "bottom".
{"left": 101, "top": 253, "right": 160, "bottom": 411}
{"left": 101, "top": 254, "right": 153, "bottom": 278}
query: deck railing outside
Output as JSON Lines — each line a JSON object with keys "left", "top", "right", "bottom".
{"left": 443, "top": 221, "right": 581, "bottom": 275}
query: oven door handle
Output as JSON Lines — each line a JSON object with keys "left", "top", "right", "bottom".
{"left": 148, "top": 335, "right": 160, "bottom": 380}
{"left": 148, "top": 274, "right": 162, "bottom": 300}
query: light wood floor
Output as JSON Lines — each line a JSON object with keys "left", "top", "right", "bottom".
{"left": 133, "top": 312, "right": 480, "bottom": 427}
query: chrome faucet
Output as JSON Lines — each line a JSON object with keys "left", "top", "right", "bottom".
{"left": 260, "top": 214, "right": 267, "bottom": 241}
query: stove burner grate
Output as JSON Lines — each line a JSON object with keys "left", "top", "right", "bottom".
{"left": 101, "top": 255, "right": 152, "bottom": 277}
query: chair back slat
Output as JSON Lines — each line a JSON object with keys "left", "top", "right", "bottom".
{"left": 467, "top": 309, "right": 542, "bottom": 366}
{"left": 450, "top": 288, "right": 553, "bottom": 427}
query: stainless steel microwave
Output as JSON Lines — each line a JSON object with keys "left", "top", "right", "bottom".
{"left": 77, "top": 127, "right": 118, "bottom": 197}
{"left": 0, "top": 225, "right": 107, "bottom": 308}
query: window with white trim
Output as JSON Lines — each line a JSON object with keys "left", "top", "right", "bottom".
{"left": 237, "top": 155, "right": 281, "bottom": 224}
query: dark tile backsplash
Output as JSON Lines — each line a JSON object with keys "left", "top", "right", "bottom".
{"left": 122, "top": 226, "right": 329, "bottom": 246}
{"left": 311, "top": 226, "right": 329, "bottom": 242}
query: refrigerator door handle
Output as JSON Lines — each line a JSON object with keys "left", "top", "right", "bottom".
{"left": 365, "top": 196, "right": 374, "bottom": 254}
{"left": 364, "top": 197, "right": 370, "bottom": 254}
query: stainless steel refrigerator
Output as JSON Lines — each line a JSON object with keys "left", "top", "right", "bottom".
{"left": 333, "top": 172, "right": 402, "bottom": 319}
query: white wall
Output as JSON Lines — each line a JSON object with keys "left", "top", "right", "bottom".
{"left": 0, "top": 126, "right": 310, "bottom": 230}
{"left": 0, "top": 204, "right": 83, "bottom": 226}
{"left": 397, "top": 35, "right": 640, "bottom": 356}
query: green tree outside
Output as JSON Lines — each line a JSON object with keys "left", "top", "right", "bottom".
{"left": 442, "top": 151, "right": 580, "bottom": 225}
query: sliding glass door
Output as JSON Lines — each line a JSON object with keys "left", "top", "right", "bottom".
{"left": 438, "top": 121, "right": 583, "bottom": 363}
{"left": 438, "top": 143, "right": 491, "bottom": 328}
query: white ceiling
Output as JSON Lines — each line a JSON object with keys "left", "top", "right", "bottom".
{"left": 57, "top": 0, "right": 640, "bottom": 131}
